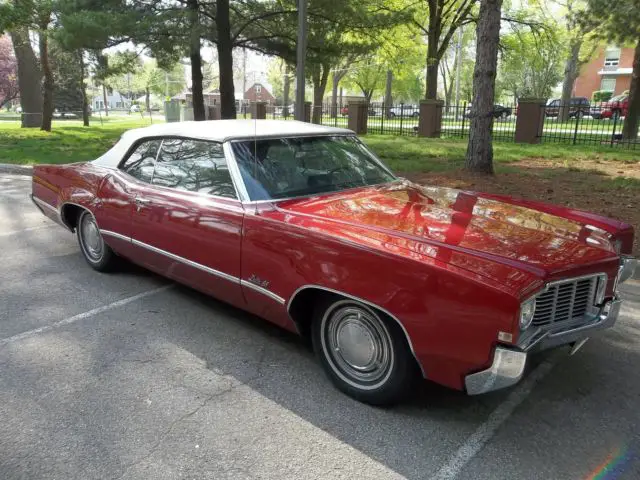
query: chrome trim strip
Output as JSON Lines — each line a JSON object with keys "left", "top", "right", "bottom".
{"left": 130, "top": 238, "right": 240, "bottom": 284}
{"left": 286, "top": 284, "right": 426, "bottom": 377}
{"left": 99, "top": 229, "right": 131, "bottom": 242}
{"left": 100, "top": 230, "right": 285, "bottom": 304}
{"left": 32, "top": 195, "right": 58, "bottom": 214}
{"left": 240, "top": 280, "right": 285, "bottom": 305}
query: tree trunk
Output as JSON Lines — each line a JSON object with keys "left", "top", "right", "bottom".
{"left": 384, "top": 69, "right": 393, "bottom": 118}
{"left": 10, "top": 28, "right": 42, "bottom": 128}
{"left": 283, "top": 64, "right": 291, "bottom": 116}
{"left": 465, "top": 0, "right": 502, "bottom": 174}
{"left": 102, "top": 84, "right": 109, "bottom": 116}
{"left": 188, "top": 0, "right": 205, "bottom": 121}
{"left": 39, "top": 30, "right": 54, "bottom": 132}
{"left": 145, "top": 87, "right": 151, "bottom": 112}
{"left": 216, "top": 0, "right": 236, "bottom": 119}
{"left": 425, "top": 50, "right": 440, "bottom": 99}
{"left": 622, "top": 40, "right": 640, "bottom": 141}
{"left": 331, "top": 72, "right": 339, "bottom": 118}
{"left": 312, "top": 66, "right": 329, "bottom": 124}
{"left": 425, "top": 10, "right": 441, "bottom": 100}
{"left": 330, "top": 71, "right": 346, "bottom": 118}
{"left": 78, "top": 50, "right": 89, "bottom": 126}
{"left": 558, "top": 39, "right": 581, "bottom": 122}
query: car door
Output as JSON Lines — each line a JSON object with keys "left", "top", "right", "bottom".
{"left": 130, "top": 137, "right": 245, "bottom": 308}
{"left": 95, "top": 138, "right": 162, "bottom": 258}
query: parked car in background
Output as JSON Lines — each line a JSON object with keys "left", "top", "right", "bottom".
{"left": 465, "top": 104, "right": 512, "bottom": 119}
{"left": 274, "top": 105, "right": 295, "bottom": 116}
{"left": 545, "top": 97, "right": 590, "bottom": 118}
{"left": 30, "top": 120, "right": 636, "bottom": 405}
{"left": 130, "top": 104, "right": 141, "bottom": 113}
{"left": 599, "top": 94, "right": 629, "bottom": 121}
{"left": 340, "top": 105, "right": 377, "bottom": 116}
{"left": 388, "top": 104, "right": 419, "bottom": 117}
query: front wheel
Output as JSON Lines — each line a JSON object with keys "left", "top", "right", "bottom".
{"left": 77, "top": 210, "right": 117, "bottom": 272}
{"left": 312, "top": 298, "right": 416, "bottom": 405}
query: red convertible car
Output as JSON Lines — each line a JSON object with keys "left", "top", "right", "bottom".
{"left": 31, "top": 120, "right": 637, "bottom": 405}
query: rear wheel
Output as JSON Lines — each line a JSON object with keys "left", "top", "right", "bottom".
{"left": 312, "top": 298, "right": 416, "bottom": 405}
{"left": 77, "top": 210, "right": 117, "bottom": 272}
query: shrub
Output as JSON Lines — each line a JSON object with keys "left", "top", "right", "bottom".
{"left": 592, "top": 90, "right": 613, "bottom": 102}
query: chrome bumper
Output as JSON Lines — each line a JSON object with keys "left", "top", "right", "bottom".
{"left": 465, "top": 298, "right": 622, "bottom": 395}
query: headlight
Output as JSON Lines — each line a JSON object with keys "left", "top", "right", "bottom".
{"left": 519, "top": 298, "right": 536, "bottom": 330}
{"left": 618, "top": 256, "right": 637, "bottom": 286}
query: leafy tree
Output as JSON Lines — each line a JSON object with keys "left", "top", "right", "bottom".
{"left": 252, "top": 0, "right": 410, "bottom": 123}
{"left": 0, "top": 0, "right": 56, "bottom": 130}
{"left": 498, "top": 29, "right": 564, "bottom": 100}
{"left": 583, "top": 0, "right": 640, "bottom": 140}
{"left": 7, "top": 28, "right": 42, "bottom": 127}
{"left": 343, "top": 61, "right": 386, "bottom": 102}
{"left": 0, "top": 35, "right": 19, "bottom": 110}
{"left": 49, "top": 40, "right": 85, "bottom": 113}
{"left": 555, "top": 0, "right": 598, "bottom": 121}
{"left": 266, "top": 57, "right": 286, "bottom": 102}
{"left": 465, "top": 0, "right": 502, "bottom": 174}
{"left": 413, "top": 0, "right": 477, "bottom": 100}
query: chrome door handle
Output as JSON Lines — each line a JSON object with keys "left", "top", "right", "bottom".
{"left": 135, "top": 197, "right": 151, "bottom": 211}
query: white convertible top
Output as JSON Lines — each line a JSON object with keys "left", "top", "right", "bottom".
{"left": 93, "top": 120, "right": 354, "bottom": 168}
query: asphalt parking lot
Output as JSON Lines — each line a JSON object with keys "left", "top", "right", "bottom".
{"left": 1, "top": 172, "right": 639, "bottom": 480}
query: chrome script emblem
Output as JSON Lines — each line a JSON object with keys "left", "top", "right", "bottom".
{"left": 248, "top": 274, "right": 270, "bottom": 289}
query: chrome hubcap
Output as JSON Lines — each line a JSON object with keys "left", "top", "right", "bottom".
{"left": 81, "top": 214, "right": 103, "bottom": 261}
{"left": 322, "top": 303, "right": 394, "bottom": 389}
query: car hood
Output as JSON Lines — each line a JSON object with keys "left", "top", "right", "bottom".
{"left": 275, "top": 181, "right": 618, "bottom": 294}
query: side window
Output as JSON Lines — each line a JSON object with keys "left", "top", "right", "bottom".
{"left": 120, "top": 139, "right": 162, "bottom": 183}
{"left": 152, "top": 139, "right": 237, "bottom": 199}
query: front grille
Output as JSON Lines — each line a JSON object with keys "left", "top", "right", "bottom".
{"left": 532, "top": 276, "right": 598, "bottom": 326}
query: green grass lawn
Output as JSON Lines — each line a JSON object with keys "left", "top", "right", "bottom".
{"left": 1, "top": 119, "right": 637, "bottom": 168}
{"left": 0, "top": 118, "right": 158, "bottom": 165}
{"left": 363, "top": 135, "right": 639, "bottom": 172}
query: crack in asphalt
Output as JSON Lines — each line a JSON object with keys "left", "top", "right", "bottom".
{"left": 112, "top": 345, "right": 270, "bottom": 480}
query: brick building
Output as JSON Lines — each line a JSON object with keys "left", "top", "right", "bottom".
{"left": 244, "top": 83, "right": 275, "bottom": 104}
{"left": 573, "top": 46, "right": 634, "bottom": 99}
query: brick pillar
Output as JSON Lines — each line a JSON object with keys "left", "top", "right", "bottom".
{"left": 206, "top": 105, "right": 221, "bottom": 120}
{"left": 515, "top": 99, "right": 546, "bottom": 144}
{"left": 251, "top": 102, "right": 267, "bottom": 119}
{"left": 417, "top": 100, "right": 444, "bottom": 137}
{"left": 347, "top": 102, "right": 368, "bottom": 134}
{"left": 304, "top": 102, "right": 312, "bottom": 123}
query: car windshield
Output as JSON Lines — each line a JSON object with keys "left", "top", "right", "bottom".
{"left": 230, "top": 135, "right": 396, "bottom": 201}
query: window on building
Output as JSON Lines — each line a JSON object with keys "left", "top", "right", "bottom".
{"left": 600, "top": 77, "right": 616, "bottom": 92}
{"left": 604, "top": 46, "right": 621, "bottom": 67}
{"left": 256, "top": 85, "right": 262, "bottom": 94}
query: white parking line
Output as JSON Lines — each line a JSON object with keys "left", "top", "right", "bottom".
{"left": 0, "top": 224, "right": 56, "bottom": 237}
{"left": 0, "top": 284, "right": 173, "bottom": 347}
{"left": 432, "top": 358, "right": 558, "bottom": 480}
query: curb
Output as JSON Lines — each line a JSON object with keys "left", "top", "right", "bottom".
{"left": 0, "top": 164, "right": 33, "bottom": 176}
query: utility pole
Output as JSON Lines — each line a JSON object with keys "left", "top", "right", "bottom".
{"left": 454, "top": 26, "right": 463, "bottom": 106}
{"left": 295, "top": 0, "right": 307, "bottom": 121}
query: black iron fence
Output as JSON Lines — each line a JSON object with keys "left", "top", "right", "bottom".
{"left": 540, "top": 102, "right": 637, "bottom": 149}
{"left": 256, "top": 101, "right": 639, "bottom": 149}
{"left": 441, "top": 103, "right": 517, "bottom": 142}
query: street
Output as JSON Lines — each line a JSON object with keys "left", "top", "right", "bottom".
{"left": 1, "top": 172, "right": 639, "bottom": 480}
